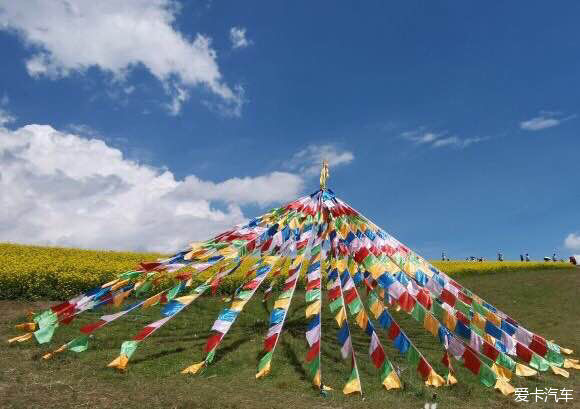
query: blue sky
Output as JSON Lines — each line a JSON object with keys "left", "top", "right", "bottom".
{"left": 0, "top": 1, "right": 579, "bottom": 258}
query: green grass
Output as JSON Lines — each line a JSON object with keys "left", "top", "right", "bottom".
{"left": 1, "top": 268, "right": 579, "bottom": 409}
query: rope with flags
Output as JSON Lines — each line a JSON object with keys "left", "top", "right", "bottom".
{"left": 8, "top": 162, "right": 579, "bottom": 398}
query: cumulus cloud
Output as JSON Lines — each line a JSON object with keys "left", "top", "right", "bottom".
{"left": 0, "top": 1, "right": 243, "bottom": 115}
{"left": 0, "top": 124, "right": 303, "bottom": 252}
{"left": 229, "top": 26, "right": 251, "bottom": 49}
{"left": 287, "top": 144, "right": 354, "bottom": 176}
{"left": 401, "top": 128, "right": 486, "bottom": 149}
{"left": 564, "top": 233, "right": 580, "bottom": 252}
{"left": 520, "top": 111, "right": 576, "bottom": 131}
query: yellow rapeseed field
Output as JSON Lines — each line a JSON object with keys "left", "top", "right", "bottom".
{"left": 0, "top": 242, "right": 573, "bottom": 300}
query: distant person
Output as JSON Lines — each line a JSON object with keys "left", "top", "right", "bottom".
{"left": 552, "top": 253, "right": 557, "bottom": 262}
{"left": 442, "top": 251, "right": 446, "bottom": 261}
{"left": 498, "top": 252, "right": 503, "bottom": 262}
{"left": 520, "top": 254, "right": 524, "bottom": 262}
{"left": 525, "top": 253, "right": 530, "bottom": 262}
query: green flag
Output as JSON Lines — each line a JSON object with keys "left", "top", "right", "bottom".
{"left": 68, "top": 335, "right": 90, "bottom": 353}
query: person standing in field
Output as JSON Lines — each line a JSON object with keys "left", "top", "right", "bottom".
{"left": 552, "top": 253, "right": 557, "bottom": 262}
{"left": 525, "top": 253, "right": 530, "bottom": 262}
{"left": 520, "top": 254, "right": 524, "bottom": 262}
{"left": 498, "top": 252, "right": 503, "bottom": 261}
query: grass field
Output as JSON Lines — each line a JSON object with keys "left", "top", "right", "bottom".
{"left": 1, "top": 265, "right": 579, "bottom": 409}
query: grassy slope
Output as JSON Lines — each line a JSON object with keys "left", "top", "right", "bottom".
{"left": 1, "top": 268, "right": 579, "bottom": 409}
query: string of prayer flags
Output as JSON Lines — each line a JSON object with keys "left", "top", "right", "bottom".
{"left": 9, "top": 171, "right": 577, "bottom": 398}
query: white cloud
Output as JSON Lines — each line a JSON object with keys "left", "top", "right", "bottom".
{"left": 401, "top": 128, "right": 486, "bottom": 149}
{"left": 0, "top": 95, "right": 15, "bottom": 126}
{"left": 229, "top": 26, "right": 251, "bottom": 49}
{"left": 520, "top": 111, "right": 576, "bottom": 131}
{"left": 564, "top": 233, "right": 580, "bottom": 252}
{"left": 0, "top": 123, "right": 303, "bottom": 252}
{"left": 0, "top": 1, "right": 243, "bottom": 115}
{"left": 288, "top": 144, "right": 354, "bottom": 176}
{"left": 0, "top": 108, "right": 15, "bottom": 127}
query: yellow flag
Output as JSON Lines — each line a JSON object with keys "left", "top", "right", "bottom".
{"left": 15, "top": 322, "right": 36, "bottom": 332}
{"left": 181, "top": 361, "right": 205, "bottom": 375}
{"left": 472, "top": 312, "right": 486, "bottom": 330}
{"left": 445, "top": 372, "right": 458, "bottom": 385}
{"left": 491, "top": 363, "right": 513, "bottom": 381}
{"left": 102, "top": 278, "right": 119, "bottom": 289}
{"left": 550, "top": 365, "right": 570, "bottom": 378}
{"left": 483, "top": 334, "right": 496, "bottom": 346}
{"left": 561, "top": 347, "right": 574, "bottom": 355}
{"left": 42, "top": 344, "right": 67, "bottom": 360}
{"left": 356, "top": 310, "right": 368, "bottom": 330}
{"left": 255, "top": 361, "right": 271, "bottom": 379}
{"left": 370, "top": 300, "right": 383, "bottom": 319}
{"left": 312, "top": 370, "right": 321, "bottom": 387}
{"left": 424, "top": 313, "right": 439, "bottom": 337}
{"left": 368, "top": 263, "right": 383, "bottom": 280}
{"left": 563, "top": 358, "right": 580, "bottom": 370}
{"left": 425, "top": 369, "right": 445, "bottom": 387}
{"left": 486, "top": 311, "right": 502, "bottom": 327}
{"left": 111, "top": 279, "right": 130, "bottom": 291}
{"left": 336, "top": 259, "right": 347, "bottom": 272}
{"left": 275, "top": 298, "right": 291, "bottom": 310}
{"left": 335, "top": 307, "right": 347, "bottom": 326}
{"left": 515, "top": 363, "right": 537, "bottom": 377}
{"left": 343, "top": 377, "right": 362, "bottom": 395}
{"left": 7, "top": 332, "right": 33, "bottom": 343}
{"left": 494, "top": 378, "right": 515, "bottom": 396}
{"left": 107, "top": 355, "right": 129, "bottom": 371}
{"left": 382, "top": 371, "right": 402, "bottom": 390}
{"left": 443, "top": 310, "right": 457, "bottom": 332}
{"left": 305, "top": 300, "right": 320, "bottom": 318}
{"left": 230, "top": 300, "right": 247, "bottom": 312}
{"left": 175, "top": 295, "right": 196, "bottom": 305}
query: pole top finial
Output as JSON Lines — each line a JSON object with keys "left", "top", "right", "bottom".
{"left": 320, "top": 160, "right": 329, "bottom": 190}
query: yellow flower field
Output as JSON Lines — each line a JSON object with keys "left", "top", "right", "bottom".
{"left": 0, "top": 242, "right": 573, "bottom": 300}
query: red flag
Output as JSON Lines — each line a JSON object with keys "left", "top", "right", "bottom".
{"left": 516, "top": 342, "right": 533, "bottom": 363}
{"left": 264, "top": 334, "right": 278, "bottom": 352}
{"left": 80, "top": 320, "right": 106, "bottom": 334}
{"left": 306, "top": 341, "right": 320, "bottom": 362}
{"left": 388, "top": 322, "right": 400, "bottom": 340}
{"left": 418, "top": 357, "right": 432, "bottom": 380}
{"left": 306, "top": 278, "right": 321, "bottom": 291}
{"left": 204, "top": 332, "right": 223, "bottom": 352}
{"left": 462, "top": 348, "right": 481, "bottom": 375}
{"left": 482, "top": 341, "right": 499, "bottom": 361}
{"left": 398, "top": 291, "right": 415, "bottom": 313}
{"left": 416, "top": 289, "right": 432, "bottom": 310}
{"left": 370, "top": 345, "right": 385, "bottom": 368}
{"left": 529, "top": 335, "right": 548, "bottom": 357}
{"left": 441, "top": 288, "right": 456, "bottom": 307}
{"left": 328, "top": 286, "right": 340, "bottom": 300}
{"left": 134, "top": 326, "right": 155, "bottom": 341}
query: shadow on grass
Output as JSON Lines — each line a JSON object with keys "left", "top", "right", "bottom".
{"left": 131, "top": 346, "right": 186, "bottom": 365}
{"left": 281, "top": 338, "right": 307, "bottom": 380}
{"left": 212, "top": 338, "right": 251, "bottom": 364}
